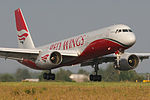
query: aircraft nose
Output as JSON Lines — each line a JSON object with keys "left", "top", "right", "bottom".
{"left": 126, "top": 32, "right": 136, "bottom": 46}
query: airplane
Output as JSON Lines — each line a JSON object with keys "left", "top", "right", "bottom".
{"left": 0, "top": 8, "right": 150, "bottom": 81}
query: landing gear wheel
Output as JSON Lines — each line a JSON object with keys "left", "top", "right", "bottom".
{"left": 89, "top": 75, "right": 102, "bottom": 81}
{"left": 43, "top": 70, "right": 55, "bottom": 80}
{"left": 90, "top": 74, "right": 94, "bottom": 81}
{"left": 51, "top": 74, "right": 55, "bottom": 80}
{"left": 93, "top": 75, "right": 97, "bottom": 81}
{"left": 97, "top": 75, "right": 102, "bottom": 82}
{"left": 46, "top": 74, "right": 51, "bottom": 80}
{"left": 43, "top": 73, "right": 48, "bottom": 79}
{"left": 89, "top": 59, "right": 102, "bottom": 82}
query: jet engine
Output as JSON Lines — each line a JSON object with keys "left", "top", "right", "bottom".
{"left": 114, "top": 53, "right": 139, "bottom": 71}
{"left": 50, "top": 52, "right": 62, "bottom": 65}
{"left": 36, "top": 51, "right": 62, "bottom": 69}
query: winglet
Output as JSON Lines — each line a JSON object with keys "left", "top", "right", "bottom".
{"left": 15, "top": 8, "right": 35, "bottom": 49}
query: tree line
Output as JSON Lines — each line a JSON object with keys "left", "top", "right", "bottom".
{"left": 0, "top": 64, "right": 147, "bottom": 82}
{"left": 98, "top": 64, "right": 145, "bottom": 82}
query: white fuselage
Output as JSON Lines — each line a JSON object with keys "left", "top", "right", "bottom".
{"left": 32, "top": 24, "right": 136, "bottom": 69}
{"left": 39, "top": 24, "right": 135, "bottom": 52}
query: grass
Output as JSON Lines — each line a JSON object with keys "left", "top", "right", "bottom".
{"left": 0, "top": 82, "right": 149, "bottom": 100}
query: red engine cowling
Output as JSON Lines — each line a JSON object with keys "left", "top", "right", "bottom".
{"left": 114, "top": 53, "right": 139, "bottom": 71}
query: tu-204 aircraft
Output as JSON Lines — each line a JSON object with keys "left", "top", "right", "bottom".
{"left": 0, "top": 8, "right": 150, "bottom": 81}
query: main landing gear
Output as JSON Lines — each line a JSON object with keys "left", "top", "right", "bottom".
{"left": 89, "top": 62, "right": 102, "bottom": 81}
{"left": 43, "top": 70, "right": 55, "bottom": 80}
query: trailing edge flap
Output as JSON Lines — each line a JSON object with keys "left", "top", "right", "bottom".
{"left": 0, "top": 47, "right": 40, "bottom": 60}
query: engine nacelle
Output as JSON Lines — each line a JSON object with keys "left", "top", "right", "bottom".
{"left": 114, "top": 53, "right": 139, "bottom": 71}
{"left": 35, "top": 51, "right": 62, "bottom": 69}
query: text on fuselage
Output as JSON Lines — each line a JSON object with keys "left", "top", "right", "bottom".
{"left": 49, "top": 35, "right": 86, "bottom": 50}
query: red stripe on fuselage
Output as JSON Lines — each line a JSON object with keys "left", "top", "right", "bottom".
{"left": 77, "top": 39, "right": 127, "bottom": 61}
{"left": 19, "top": 59, "right": 43, "bottom": 70}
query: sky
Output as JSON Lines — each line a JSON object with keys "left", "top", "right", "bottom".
{"left": 0, "top": 0, "right": 150, "bottom": 73}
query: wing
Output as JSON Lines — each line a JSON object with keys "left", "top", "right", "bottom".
{"left": 81, "top": 53, "right": 150, "bottom": 67}
{"left": 55, "top": 50, "right": 79, "bottom": 57}
{"left": 81, "top": 54, "right": 116, "bottom": 66}
{"left": 0, "top": 47, "right": 40, "bottom": 60}
{"left": 0, "top": 47, "right": 79, "bottom": 61}
{"left": 130, "top": 53, "right": 150, "bottom": 61}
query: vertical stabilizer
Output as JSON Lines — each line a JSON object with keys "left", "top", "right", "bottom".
{"left": 15, "top": 8, "right": 35, "bottom": 49}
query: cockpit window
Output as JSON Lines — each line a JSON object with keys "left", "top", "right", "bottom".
{"left": 115, "top": 29, "right": 118, "bottom": 33}
{"left": 123, "top": 29, "right": 128, "bottom": 32}
{"left": 118, "top": 29, "right": 121, "bottom": 32}
{"left": 115, "top": 29, "right": 121, "bottom": 33}
{"left": 115, "top": 29, "right": 132, "bottom": 33}
{"left": 129, "top": 29, "right": 132, "bottom": 32}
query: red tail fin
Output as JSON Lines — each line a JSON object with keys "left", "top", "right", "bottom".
{"left": 15, "top": 8, "right": 35, "bottom": 49}
{"left": 15, "top": 8, "right": 28, "bottom": 32}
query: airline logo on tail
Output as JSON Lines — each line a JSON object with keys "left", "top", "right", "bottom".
{"left": 17, "top": 30, "right": 29, "bottom": 44}
{"left": 15, "top": 8, "right": 35, "bottom": 48}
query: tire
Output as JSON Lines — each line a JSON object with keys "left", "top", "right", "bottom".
{"left": 43, "top": 73, "right": 47, "bottom": 79}
{"left": 90, "top": 75, "right": 102, "bottom": 82}
{"left": 46, "top": 74, "right": 51, "bottom": 80}
{"left": 93, "top": 75, "right": 97, "bottom": 81}
{"left": 51, "top": 74, "right": 55, "bottom": 80}
{"left": 90, "top": 74, "right": 94, "bottom": 81}
{"left": 97, "top": 75, "right": 102, "bottom": 82}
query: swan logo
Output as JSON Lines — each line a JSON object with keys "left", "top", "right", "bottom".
{"left": 17, "top": 30, "right": 29, "bottom": 44}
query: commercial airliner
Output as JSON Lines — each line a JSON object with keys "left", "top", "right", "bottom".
{"left": 0, "top": 8, "right": 150, "bottom": 81}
